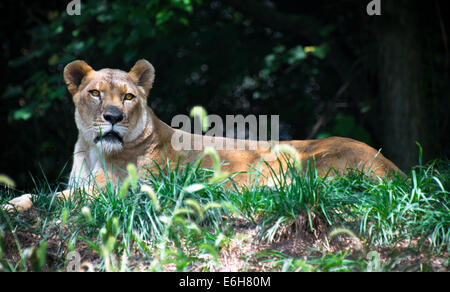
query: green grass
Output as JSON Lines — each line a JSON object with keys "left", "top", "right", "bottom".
{"left": 0, "top": 154, "right": 449, "bottom": 272}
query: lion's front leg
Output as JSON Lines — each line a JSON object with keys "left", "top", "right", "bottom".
{"left": 68, "top": 138, "right": 94, "bottom": 188}
{"left": 2, "top": 171, "right": 107, "bottom": 214}
{"left": 3, "top": 190, "right": 73, "bottom": 213}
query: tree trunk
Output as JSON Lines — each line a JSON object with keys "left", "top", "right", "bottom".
{"left": 377, "top": 0, "right": 429, "bottom": 171}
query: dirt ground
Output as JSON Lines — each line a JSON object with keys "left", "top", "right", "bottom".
{"left": 1, "top": 212, "right": 448, "bottom": 272}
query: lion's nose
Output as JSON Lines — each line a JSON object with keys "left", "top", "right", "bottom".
{"left": 103, "top": 105, "right": 124, "bottom": 125}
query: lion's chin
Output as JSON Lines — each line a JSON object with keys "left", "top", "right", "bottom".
{"left": 94, "top": 131, "right": 124, "bottom": 155}
{"left": 95, "top": 140, "right": 124, "bottom": 155}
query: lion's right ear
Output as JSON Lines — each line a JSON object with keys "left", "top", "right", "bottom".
{"left": 64, "top": 60, "right": 94, "bottom": 96}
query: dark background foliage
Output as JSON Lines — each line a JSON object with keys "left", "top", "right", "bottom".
{"left": 1, "top": 0, "right": 449, "bottom": 191}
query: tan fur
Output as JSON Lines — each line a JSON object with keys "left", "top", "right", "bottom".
{"left": 4, "top": 59, "right": 402, "bottom": 213}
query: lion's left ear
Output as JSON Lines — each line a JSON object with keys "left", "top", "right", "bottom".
{"left": 128, "top": 59, "right": 155, "bottom": 97}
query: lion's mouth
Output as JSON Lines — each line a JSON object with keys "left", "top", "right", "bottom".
{"left": 94, "top": 131, "right": 123, "bottom": 145}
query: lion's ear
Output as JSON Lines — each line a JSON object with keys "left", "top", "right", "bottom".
{"left": 64, "top": 60, "right": 94, "bottom": 96}
{"left": 128, "top": 59, "right": 155, "bottom": 97}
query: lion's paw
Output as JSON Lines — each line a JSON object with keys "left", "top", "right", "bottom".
{"left": 2, "top": 194, "right": 34, "bottom": 213}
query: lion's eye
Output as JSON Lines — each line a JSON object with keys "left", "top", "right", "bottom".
{"left": 89, "top": 90, "right": 101, "bottom": 98}
{"left": 124, "top": 93, "right": 135, "bottom": 101}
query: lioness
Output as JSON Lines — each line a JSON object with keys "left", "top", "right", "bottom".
{"left": 5, "top": 59, "right": 402, "bottom": 212}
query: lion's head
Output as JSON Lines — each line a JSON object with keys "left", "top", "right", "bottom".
{"left": 64, "top": 59, "right": 155, "bottom": 155}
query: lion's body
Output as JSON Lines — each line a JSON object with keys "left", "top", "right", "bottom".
{"left": 6, "top": 59, "right": 402, "bottom": 212}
